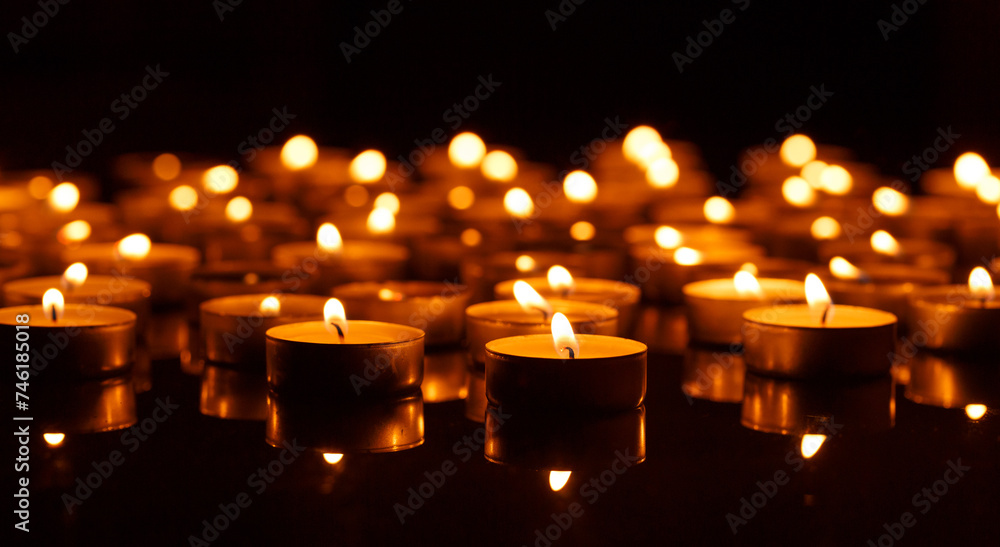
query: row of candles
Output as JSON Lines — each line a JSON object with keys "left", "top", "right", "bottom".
{"left": 2, "top": 127, "right": 998, "bottom": 478}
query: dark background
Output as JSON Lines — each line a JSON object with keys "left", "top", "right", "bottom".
{"left": 1, "top": 0, "right": 998, "bottom": 188}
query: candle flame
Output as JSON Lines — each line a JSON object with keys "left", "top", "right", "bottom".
{"left": 968, "top": 267, "right": 995, "bottom": 301}
{"left": 810, "top": 216, "right": 841, "bottom": 240}
{"left": 280, "top": 135, "right": 318, "bottom": 171}
{"left": 515, "top": 254, "right": 536, "bottom": 273}
{"left": 373, "top": 192, "right": 401, "bottom": 215}
{"left": 551, "top": 312, "right": 579, "bottom": 359}
{"left": 739, "top": 262, "right": 758, "bottom": 276}
{"left": 965, "top": 404, "right": 987, "bottom": 421}
{"left": 829, "top": 257, "right": 863, "bottom": 281}
{"left": 448, "top": 132, "right": 486, "bottom": 168}
{"left": 870, "top": 230, "right": 901, "bottom": 256}
{"left": 168, "top": 185, "right": 199, "bottom": 211}
{"left": 28, "top": 175, "right": 53, "bottom": 200}
{"left": 549, "top": 470, "right": 572, "bottom": 491}
{"left": 504, "top": 187, "right": 534, "bottom": 218}
{"left": 322, "top": 453, "right": 344, "bottom": 465}
{"left": 781, "top": 176, "right": 816, "bottom": 207}
{"left": 779, "top": 134, "right": 817, "bottom": 167}
{"left": 48, "top": 182, "right": 80, "bottom": 213}
{"left": 800, "top": 160, "right": 828, "bottom": 189}
{"left": 259, "top": 296, "right": 281, "bottom": 317}
{"left": 116, "top": 233, "right": 152, "bottom": 261}
{"left": 324, "top": 298, "right": 348, "bottom": 341}
{"left": 152, "top": 153, "right": 182, "bottom": 180}
{"left": 316, "top": 223, "right": 344, "bottom": 254}
{"left": 673, "top": 247, "right": 702, "bottom": 266}
{"left": 447, "top": 186, "right": 475, "bottom": 210}
{"left": 954, "top": 152, "right": 990, "bottom": 190}
{"left": 481, "top": 150, "right": 518, "bottom": 182}
{"left": 62, "top": 262, "right": 89, "bottom": 290}
{"left": 366, "top": 207, "right": 396, "bottom": 235}
{"left": 378, "top": 288, "right": 404, "bottom": 301}
{"left": 872, "top": 187, "right": 910, "bottom": 216}
{"left": 202, "top": 165, "right": 239, "bottom": 195}
{"left": 975, "top": 175, "right": 1000, "bottom": 205}
{"left": 646, "top": 156, "right": 680, "bottom": 188}
{"left": 43, "top": 433, "right": 65, "bottom": 446}
{"left": 805, "top": 274, "right": 833, "bottom": 324}
{"left": 57, "top": 220, "right": 92, "bottom": 245}
{"left": 563, "top": 171, "right": 598, "bottom": 204}
{"left": 348, "top": 150, "right": 387, "bottom": 183}
{"left": 635, "top": 140, "right": 672, "bottom": 169}
{"left": 461, "top": 228, "right": 482, "bottom": 247}
{"left": 225, "top": 196, "right": 253, "bottom": 223}
{"left": 733, "top": 271, "right": 763, "bottom": 299}
{"left": 819, "top": 165, "right": 852, "bottom": 195}
{"left": 514, "top": 280, "right": 552, "bottom": 319}
{"left": 800, "top": 434, "right": 826, "bottom": 459}
{"left": 622, "top": 125, "right": 663, "bottom": 165}
{"left": 547, "top": 266, "right": 575, "bottom": 294}
{"left": 703, "top": 197, "right": 735, "bottom": 224}
{"left": 654, "top": 225, "right": 683, "bottom": 250}
{"left": 43, "top": 288, "right": 64, "bottom": 322}
{"left": 570, "top": 221, "right": 595, "bottom": 241}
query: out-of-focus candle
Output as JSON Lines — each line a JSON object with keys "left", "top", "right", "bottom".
{"left": 818, "top": 230, "right": 955, "bottom": 270}
{"left": 822, "top": 257, "right": 949, "bottom": 323}
{"left": 906, "top": 267, "right": 999, "bottom": 354}
{"left": 683, "top": 272, "right": 806, "bottom": 345}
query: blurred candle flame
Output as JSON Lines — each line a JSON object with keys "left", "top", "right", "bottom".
{"left": 733, "top": 271, "right": 763, "bottom": 299}
{"left": 547, "top": 266, "right": 574, "bottom": 295}
{"left": 569, "top": 221, "right": 595, "bottom": 241}
{"left": 316, "top": 223, "right": 343, "bottom": 254}
{"left": 872, "top": 187, "right": 909, "bottom": 216}
{"left": 870, "top": 230, "right": 901, "bottom": 256}
{"left": 800, "top": 160, "right": 827, "bottom": 189}
{"left": 43, "top": 288, "right": 64, "bottom": 322}
{"left": 48, "top": 182, "right": 80, "bottom": 213}
{"left": 622, "top": 125, "right": 663, "bottom": 165}
{"left": 62, "top": 262, "right": 89, "bottom": 291}
{"left": 819, "top": 165, "right": 852, "bottom": 195}
{"left": 57, "top": 220, "right": 92, "bottom": 245}
{"left": 549, "top": 470, "right": 572, "bottom": 491}
{"left": 968, "top": 267, "right": 995, "bottom": 301}
{"left": 43, "top": 433, "right": 66, "bottom": 447}
{"left": 116, "top": 233, "right": 152, "bottom": 261}
{"left": 739, "top": 262, "right": 759, "bottom": 276}
{"left": 780, "top": 134, "right": 816, "bottom": 167}
{"left": 954, "top": 152, "right": 990, "bottom": 190}
{"left": 349, "top": 150, "right": 387, "bottom": 183}
{"left": 323, "top": 453, "right": 344, "bottom": 465}
{"left": 168, "top": 185, "right": 199, "bottom": 211}
{"left": 673, "top": 247, "right": 702, "bottom": 266}
{"left": 965, "top": 404, "right": 987, "bottom": 420}
{"left": 447, "top": 186, "right": 475, "bottom": 210}
{"left": 810, "top": 216, "right": 841, "bottom": 240}
{"left": 259, "top": 296, "right": 280, "bottom": 317}
{"left": 829, "top": 257, "right": 864, "bottom": 281}
{"left": 703, "top": 197, "right": 735, "bottom": 224}
{"left": 280, "top": 135, "right": 318, "bottom": 171}
{"left": 646, "top": 156, "right": 680, "bottom": 188}
{"left": 373, "top": 192, "right": 401, "bottom": 215}
{"left": 654, "top": 225, "right": 683, "bottom": 250}
{"left": 975, "top": 175, "right": 1000, "bottom": 204}
{"left": 805, "top": 274, "right": 833, "bottom": 324}
{"left": 366, "top": 207, "right": 396, "bottom": 235}
{"left": 481, "top": 150, "right": 518, "bottom": 182}
{"left": 504, "top": 188, "right": 534, "bottom": 218}
{"left": 551, "top": 312, "right": 579, "bottom": 359}
{"left": 202, "top": 165, "right": 238, "bottom": 195}
{"left": 782, "top": 176, "right": 816, "bottom": 207}
{"left": 448, "top": 132, "right": 486, "bottom": 168}
{"left": 514, "top": 281, "right": 552, "bottom": 319}
{"left": 563, "top": 171, "right": 598, "bottom": 204}
{"left": 460, "top": 228, "right": 482, "bottom": 247}
{"left": 800, "top": 434, "right": 826, "bottom": 458}
{"left": 515, "top": 254, "right": 536, "bottom": 272}
{"left": 324, "top": 298, "right": 348, "bottom": 341}
{"left": 378, "top": 288, "right": 404, "bottom": 301}
{"left": 635, "top": 140, "right": 672, "bottom": 169}
{"left": 225, "top": 196, "right": 253, "bottom": 223}
{"left": 28, "top": 176, "right": 53, "bottom": 200}
{"left": 152, "top": 153, "right": 182, "bottom": 180}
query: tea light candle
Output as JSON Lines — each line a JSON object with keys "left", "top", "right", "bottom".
{"left": 742, "top": 275, "right": 897, "bottom": 378}
{"left": 266, "top": 298, "right": 424, "bottom": 399}
{"left": 906, "top": 268, "right": 999, "bottom": 354}
{"left": 683, "top": 271, "right": 806, "bottom": 345}
{"left": 629, "top": 241, "right": 765, "bottom": 304}
{"left": 823, "top": 257, "right": 950, "bottom": 323}
{"left": 485, "top": 313, "right": 646, "bottom": 411}
{"left": 817, "top": 230, "right": 956, "bottom": 270}
{"left": 331, "top": 281, "right": 469, "bottom": 347}
{"left": 0, "top": 289, "right": 136, "bottom": 378}
{"left": 36, "top": 374, "right": 137, "bottom": 434}
{"left": 200, "top": 294, "right": 329, "bottom": 371}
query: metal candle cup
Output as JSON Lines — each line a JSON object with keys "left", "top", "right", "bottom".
{"left": 906, "top": 286, "right": 1000, "bottom": 354}
{"left": 271, "top": 241, "right": 410, "bottom": 294}
{"left": 493, "top": 277, "right": 640, "bottom": 337}
{"left": 62, "top": 242, "right": 200, "bottom": 306}
{"left": 683, "top": 278, "right": 806, "bottom": 345}
{"left": 823, "top": 263, "right": 949, "bottom": 323}
{"left": 3, "top": 275, "right": 151, "bottom": 332}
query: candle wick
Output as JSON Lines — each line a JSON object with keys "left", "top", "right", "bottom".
{"left": 564, "top": 346, "right": 575, "bottom": 359}
{"left": 332, "top": 323, "right": 345, "bottom": 342}
{"left": 820, "top": 305, "right": 830, "bottom": 326}
{"left": 533, "top": 306, "right": 550, "bottom": 322}
{"left": 50, "top": 306, "right": 57, "bottom": 322}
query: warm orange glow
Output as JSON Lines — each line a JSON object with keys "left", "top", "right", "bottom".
{"left": 805, "top": 274, "right": 833, "bottom": 324}
{"left": 975, "top": 175, "right": 1000, "bottom": 204}
{"left": 259, "top": 296, "right": 281, "bottom": 317}
{"left": 800, "top": 434, "right": 826, "bottom": 458}
{"left": 373, "top": 192, "right": 401, "bottom": 215}
{"left": 635, "top": 141, "right": 672, "bottom": 169}
{"left": 968, "top": 267, "right": 995, "bottom": 301}
{"left": 819, "top": 165, "right": 852, "bottom": 195}
{"left": 225, "top": 196, "right": 253, "bottom": 223}
{"left": 739, "top": 262, "right": 759, "bottom": 276}
{"left": 348, "top": 150, "right": 387, "bottom": 183}
{"left": 870, "top": 230, "right": 901, "bottom": 256}
{"left": 48, "top": 182, "right": 80, "bottom": 213}
{"left": 673, "top": 247, "right": 702, "bottom": 266}
{"left": 513, "top": 280, "right": 552, "bottom": 317}
{"left": 317, "top": 223, "right": 344, "bottom": 254}
{"left": 323, "top": 453, "right": 344, "bottom": 465}
{"left": 447, "top": 186, "right": 476, "bottom": 210}
{"left": 515, "top": 254, "right": 536, "bottom": 272}
{"left": 43, "top": 288, "right": 64, "bottom": 322}
{"left": 810, "top": 216, "right": 841, "bottom": 240}
{"left": 733, "top": 271, "right": 763, "bottom": 299}
{"left": 366, "top": 207, "right": 396, "bottom": 235}
{"left": 117, "top": 234, "right": 152, "bottom": 261}
{"left": 168, "top": 185, "right": 199, "bottom": 211}
{"left": 829, "top": 257, "right": 863, "bottom": 281}
{"left": 654, "top": 225, "right": 683, "bottom": 249}
{"left": 704, "top": 197, "right": 735, "bottom": 224}
{"left": 28, "top": 175, "right": 53, "bottom": 200}
{"left": 344, "top": 184, "right": 369, "bottom": 207}
{"left": 62, "top": 263, "right": 88, "bottom": 290}
{"left": 57, "top": 220, "right": 92, "bottom": 245}
{"left": 547, "top": 266, "right": 575, "bottom": 294}
{"left": 550, "top": 312, "right": 579, "bottom": 359}
{"left": 43, "top": 433, "right": 66, "bottom": 447}
{"left": 646, "top": 157, "right": 680, "bottom": 188}
{"left": 800, "top": 160, "right": 827, "bottom": 189}
{"left": 563, "top": 171, "right": 598, "bottom": 204}
{"left": 460, "top": 228, "right": 482, "bottom": 247}
{"left": 780, "top": 135, "right": 817, "bottom": 167}
{"left": 569, "top": 221, "right": 595, "bottom": 241}
{"left": 872, "top": 187, "right": 909, "bottom": 216}
{"left": 622, "top": 126, "right": 663, "bottom": 164}
{"left": 448, "top": 132, "right": 487, "bottom": 168}
{"left": 965, "top": 404, "right": 987, "bottom": 420}
{"left": 152, "top": 153, "right": 182, "bottom": 180}
{"left": 548, "top": 470, "right": 572, "bottom": 491}
{"left": 378, "top": 288, "right": 404, "bottom": 301}
{"left": 203, "top": 165, "right": 239, "bottom": 195}
{"left": 954, "top": 152, "right": 990, "bottom": 190}
{"left": 481, "top": 150, "right": 518, "bottom": 181}
{"left": 280, "top": 135, "right": 319, "bottom": 171}
{"left": 782, "top": 176, "right": 817, "bottom": 207}
{"left": 504, "top": 188, "right": 534, "bottom": 218}
{"left": 324, "top": 298, "right": 348, "bottom": 340}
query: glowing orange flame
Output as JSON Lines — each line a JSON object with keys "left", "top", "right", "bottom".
{"left": 550, "top": 312, "right": 579, "bottom": 359}
{"left": 324, "top": 298, "right": 348, "bottom": 341}
{"left": 42, "top": 288, "right": 64, "bottom": 322}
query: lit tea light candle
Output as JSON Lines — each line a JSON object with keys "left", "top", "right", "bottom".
{"left": 906, "top": 267, "right": 1000, "bottom": 354}
{"left": 200, "top": 294, "right": 329, "bottom": 372}
{"left": 485, "top": 312, "right": 646, "bottom": 411}
{"left": 0, "top": 288, "right": 136, "bottom": 378}
{"left": 818, "top": 230, "right": 956, "bottom": 270}
{"left": 266, "top": 298, "right": 425, "bottom": 399}
{"left": 629, "top": 238, "right": 765, "bottom": 304}
{"left": 822, "top": 257, "right": 949, "bottom": 323}
{"left": 742, "top": 274, "right": 897, "bottom": 378}
{"left": 683, "top": 271, "right": 806, "bottom": 345}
